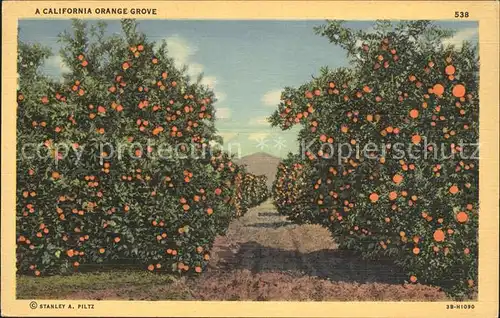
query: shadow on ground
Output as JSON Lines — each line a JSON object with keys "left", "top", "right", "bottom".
{"left": 220, "top": 241, "right": 406, "bottom": 285}
{"left": 257, "top": 212, "right": 280, "bottom": 217}
{"left": 245, "top": 221, "right": 294, "bottom": 229}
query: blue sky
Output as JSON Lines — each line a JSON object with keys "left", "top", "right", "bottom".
{"left": 18, "top": 20, "right": 478, "bottom": 157}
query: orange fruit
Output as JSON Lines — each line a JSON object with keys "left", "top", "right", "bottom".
{"left": 456, "top": 211, "right": 468, "bottom": 223}
{"left": 433, "top": 83, "right": 445, "bottom": 96}
{"left": 411, "top": 134, "right": 421, "bottom": 144}
{"left": 449, "top": 185, "right": 459, "bottom": 194}
{"left": 369, "top": 193, "right": 379, "bottom": 203}
{"left": 148, "top": 264, "right": 154, "bottom": 271}
{"left": 452, "top": 84, "right": 466, "bottom": 98}
{"left": 392, "top": 174, "right": 404, "bottom": 184}
{"left": 445, "top": 65, "right": 455, "bottom": 75}
{"left": 388, "top": 191, "right": 398, "bottom": 200}
{"left": 409, "top": 109, "right": 419, "bottom": 119}
{"left": 433, "top": 229, "right": 445, "bottom": 242}
{"left": 410, "top": 275, "right": 417, "bottom": 283}
{"left": 413, "top": 247, "right": 420, "bottom": 255}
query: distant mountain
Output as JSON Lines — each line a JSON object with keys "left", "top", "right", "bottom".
{"left": 235, "top": 152, "right": 282, "bottom": 188}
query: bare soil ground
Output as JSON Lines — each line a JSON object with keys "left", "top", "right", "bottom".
{"left": 190, "top": 200, "right": 447, "bottom": 301}
{"left": 18, "top": 200, "right": 448, "bottom": 301}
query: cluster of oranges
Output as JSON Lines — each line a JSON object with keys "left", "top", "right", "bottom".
{"left": 270, "top": 24, "right": 478, "bottom": 297}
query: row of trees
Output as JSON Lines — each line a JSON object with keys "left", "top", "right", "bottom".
{"left": 270, "top": 21, "right": 478, "bottom": 298}
{"left": 16, "top": 19, "right": 268, "bottom": 276}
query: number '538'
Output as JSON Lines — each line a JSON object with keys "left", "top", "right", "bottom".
{"left": 455, "top": 11, "right": 469, "bottom": 18}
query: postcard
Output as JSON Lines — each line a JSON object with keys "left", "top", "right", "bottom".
{"left": 1, "top": 1, "right": 499, "bottom": 317}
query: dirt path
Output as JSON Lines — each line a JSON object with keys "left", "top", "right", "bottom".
{"left": 189, "top": 200, "right": 448, "bottom": 301}
{"left": 209, "top": 199, "right": 337, "bottom": 275}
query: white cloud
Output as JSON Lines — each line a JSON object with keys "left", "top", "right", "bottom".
{"left": 442, "top": 28, "right": 478, "bottom": 49}
{"left": 164, "top": 35, "right": 198, "bottom": 66}
{"left": 248, "top": 132, "right": 270, "bottom": 141}
{"left": 45, "top": 55, "right": 70, "bottom": 74}
{"left": 201, "top": 76, "right": 218, "bottom": 89}
{"left": 261, "top": 89, "right": 283, "bottom": 107}
{"left": 186, "top": 62, "right": 204, "bottom": 79}
{"left": 215, "top": 107, "right": 231, "bottom": 120}
{"left": 249, "top": 116, "right": 270, "bottom": 126}
{"left": 214, "top": 91, "right": 227, "bottom": 103}
{"left": 218, "top": 132, "right": 238, "bottom": 143}
{"left": 161, "top": 35, "right": 226, "bottom": 98}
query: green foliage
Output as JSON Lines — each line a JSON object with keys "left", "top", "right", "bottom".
{"left": 270, "top": 20, "right": 478, "bottom": 298}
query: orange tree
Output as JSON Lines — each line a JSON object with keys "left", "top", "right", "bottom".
{"left": 16, "top": 19, "right": 242, "bottom": 276}
{"left": 268, "top": 20, "right": 478, "bottom": 297}
{"left": 254, "top": 175, "right": 269, "bottom": 204}
{"left": 272, "top": 153, "right": 314, "bottom": 224}
{"left": 209, "top": 154, "right": 269, "bottom": 217}
{"left": 241, "top": 173, "right": 269, "bottom": 208}
{"left": 210, "top": 151, "right": 251, "bottom": 217}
